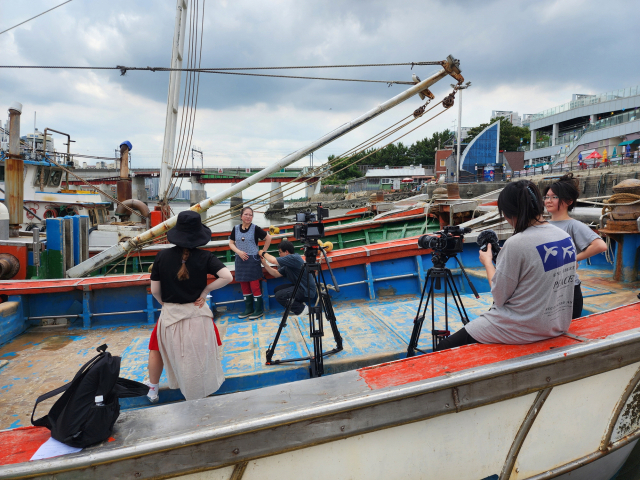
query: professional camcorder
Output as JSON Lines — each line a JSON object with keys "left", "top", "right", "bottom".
{"left": 293, "top": 204, "right": 329, "bottom": 244}
{"left": 417, "top": 225, "right": 471, "bottom": 255}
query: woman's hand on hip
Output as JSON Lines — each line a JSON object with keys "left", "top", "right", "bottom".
{"left": 194, "top": 297, "right": 206, "bottom": 308}
{"left": 238, "top": 251, "right": 249, "bottom": 261}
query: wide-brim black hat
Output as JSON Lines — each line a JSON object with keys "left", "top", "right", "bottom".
{"left": 167, "top": 210, "right": 212, "bottom": 249}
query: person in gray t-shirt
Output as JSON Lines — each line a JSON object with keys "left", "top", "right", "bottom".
{"left": 436, "top": 180, "right": 576, "bottom": 350}
{"left": 544, "top": 174, "right": 607, "bottom": 319}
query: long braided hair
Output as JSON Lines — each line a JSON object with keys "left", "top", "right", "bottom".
{"left": 177, "top": 248, "right": 190, "bottom": 281}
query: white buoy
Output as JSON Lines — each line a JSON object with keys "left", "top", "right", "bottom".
{"left": 0, "top": 202, "right": 9, "bottom": 240}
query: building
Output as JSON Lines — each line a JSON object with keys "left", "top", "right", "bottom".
{"left": 491, "top": 110, "right": 522, "bottom": 127}
{"left": 347, "top": 165, "right": 433, "bottom": 193}
{"left": 460, "top": 121, "right": 500, "bottom": 175}
{"left": 525, "top": 85, "right": 640, "bottom": 167}
{"left": 435, "top": 149, "right": 453, "bottom": 178}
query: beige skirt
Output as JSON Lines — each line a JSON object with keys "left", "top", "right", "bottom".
{"left": 157, "top": 303, "right": 225, "bottom": 401}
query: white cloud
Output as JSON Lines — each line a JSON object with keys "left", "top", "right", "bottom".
{"left": 1, "top": 0, "right": 638, "bottom": 174}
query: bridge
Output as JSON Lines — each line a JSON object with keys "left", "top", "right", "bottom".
{"left": 67, "top": 167, "right": 319, "bottom": 185}
{"left": 67, "top": 166, "right": 322, "bottom": 207}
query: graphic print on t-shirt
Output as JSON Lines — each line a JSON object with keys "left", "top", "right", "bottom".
{"left": 535, "top": 237, "right": 576, "bottom": 272}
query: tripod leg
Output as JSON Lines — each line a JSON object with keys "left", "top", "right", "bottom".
{"left": 445, "top": 270, "right": 471, "bottom": 325}
{"left": 318, "top": 268, "right": 343, "bottom": 350}
{"left": 265, "top": 266, "right": 305, "bottom": 364}
{"left": 407, "top": 270, "right": 434, "bottom": 357}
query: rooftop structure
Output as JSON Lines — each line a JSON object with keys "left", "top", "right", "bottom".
{"left": 524, "top": 85, "right": 640, "bottom": 167}
{"left": 491, "top": 110, "right": 521, "bottom": 127}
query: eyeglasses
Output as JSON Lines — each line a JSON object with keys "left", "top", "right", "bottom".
{"left": 542, "top": 196, "right": 559, "bottom": 201}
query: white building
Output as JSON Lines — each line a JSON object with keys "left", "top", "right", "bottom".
{"left": 491, "top": 110, "right": 522, "bottom": 127}
{"left": 364, "top": 165, "right": 433, "bottom": 190}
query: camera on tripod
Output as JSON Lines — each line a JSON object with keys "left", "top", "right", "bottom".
{"left": 417, "top": 225, "right": 471, "bottom": 255}
{"left": 294, "top": 204, "right": 329, "bottom": 244}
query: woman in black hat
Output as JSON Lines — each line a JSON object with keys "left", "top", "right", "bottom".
{"left": 146, "top": 210, "right": 233, "bottom": 402}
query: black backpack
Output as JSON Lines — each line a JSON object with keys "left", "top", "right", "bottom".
{"left": 31, "top": 344, "right": 149, "bottom": 448}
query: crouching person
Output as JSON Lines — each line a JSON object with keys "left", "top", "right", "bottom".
{"left": 149, "top": 211, "right": 232, "bottom": 401}
{"left": 260, "top": 240, "right": 316, "bottom": 317}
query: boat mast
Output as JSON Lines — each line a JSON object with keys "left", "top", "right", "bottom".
{"left": 158, "top": 0, "right": 188, "bottom": 205}
{"left": 67, "top": 56, "right": 463, "bottom": 278}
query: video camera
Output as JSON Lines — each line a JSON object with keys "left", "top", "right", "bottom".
{"left": 293, "top": 204, "right": 329, "bottom": 244}
{"left": 417, "top": 225, "right": 471, "bottom": 255}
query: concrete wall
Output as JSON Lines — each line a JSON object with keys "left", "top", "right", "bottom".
{"left": 514, "top": 163, "right": 640, "bottom": 199}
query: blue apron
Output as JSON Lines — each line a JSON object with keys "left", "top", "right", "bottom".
{"left": 233, "top": 224, "right": 263, "bottom": 282}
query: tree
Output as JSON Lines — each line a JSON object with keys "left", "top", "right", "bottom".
{"left": 465, "top": 117, "right": 530, "bottom": 152}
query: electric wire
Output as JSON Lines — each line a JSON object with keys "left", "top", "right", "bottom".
{"left": 0, "top": 0, "right": 74, "bottom": 36}
{"left": 0, "top": 61, "right": 443, "bottom": 71}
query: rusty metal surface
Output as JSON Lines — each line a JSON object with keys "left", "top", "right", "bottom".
{"left": 6, "top": 106, "right": 23, "bottom": 237}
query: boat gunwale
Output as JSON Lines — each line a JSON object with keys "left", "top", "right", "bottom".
{"left": 3, "top": 303, "right": 640, "bottom": 479}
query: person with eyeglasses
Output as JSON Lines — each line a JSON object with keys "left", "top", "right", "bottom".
{"left": 544, "top": 173, "right": 607, "bottom": 319}
{"left": 436, "top": 180, "right": 576, "bottom": 351}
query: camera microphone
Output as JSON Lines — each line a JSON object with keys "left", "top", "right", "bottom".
{"left": 477, "top": 229, "right": 501, "bottom": 263}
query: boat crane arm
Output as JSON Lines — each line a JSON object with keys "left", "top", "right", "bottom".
{"left": 66, "top": 56, "right": 463, "bottom": 278}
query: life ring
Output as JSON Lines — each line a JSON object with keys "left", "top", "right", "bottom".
{"left": 43, "top": 208, "right": 58, "bottom": 219}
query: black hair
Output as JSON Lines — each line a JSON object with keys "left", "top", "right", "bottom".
{"left": 546, "top": 173, "right": 579, "bottom": 212}
{"left": 279, "top": 240, "right": 295, "bottom": 254}
{"left": 497, "top": 180, "right": 545, "bottom": 234}
{"left": 240, "top": 207, "right": 254, "bottom": 216}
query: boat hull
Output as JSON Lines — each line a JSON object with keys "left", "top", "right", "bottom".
{"left": 2, "top": 303, "right": 640, "bottom": 479}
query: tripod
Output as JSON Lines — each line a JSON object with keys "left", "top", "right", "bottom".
{"left": 265, "top": 244, "right": 343, "bottom": 377}
{"left": 407, "top": 251, "right": 479, "bottom": 357}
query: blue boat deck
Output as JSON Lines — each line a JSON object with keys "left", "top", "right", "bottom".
{"left": 0, "top": 263, "right": 635, "bottom": 431}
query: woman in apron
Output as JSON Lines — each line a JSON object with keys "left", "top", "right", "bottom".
{"left": 229, "top": 207, "right": 272, "bottom": 319}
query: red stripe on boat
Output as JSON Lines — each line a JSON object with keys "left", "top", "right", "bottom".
{"left": 0, "top": 426, "right": 50, "bottom": 465}
{"left": 358, "top": 302, "right": 640, "bottom": 390}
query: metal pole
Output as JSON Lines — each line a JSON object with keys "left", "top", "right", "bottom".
{"left": 33, "top": 112, "right": 36, "bottom": 157}
{"left": 7, "top": 102, "right": 23, "bottom": 237}
{"left": 456, "top": 88, "right": 462, "bottom": 183}
{"left": 67, "top": 58, "right": 462, "bottom": 278}
{"left": 159, "top": 0, "right": 188, "bottom": 202}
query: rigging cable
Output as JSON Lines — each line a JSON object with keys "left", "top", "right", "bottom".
{"left": 169, "top": 0, "right": 206, "bottom": 201}
{"left": 0, "top": 0, "right": 74, "bottom": 36}
{"left": 190, "top": 97, "right": 451, "bottom": 234}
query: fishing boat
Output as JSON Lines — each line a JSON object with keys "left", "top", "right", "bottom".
{"left": 84, "top": 210, "right": 435, "bottom": 276}
{"left": 0, "top": 155, "right": 111, "bottom": 230}
{"left": 0, "top": 221, "right": 639, "bottom": 478}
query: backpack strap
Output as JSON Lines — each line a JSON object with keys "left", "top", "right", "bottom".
{"left": 31, "top": 345, "right": 109, "bottom": 427}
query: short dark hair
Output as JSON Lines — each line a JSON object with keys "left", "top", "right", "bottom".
{"left": 279, "top": 240, "right": 295, "bottom": 254}
{"left": 546, "top": 173, "right": 579, "bottom": 212}
{"left": 498, "top": 180, "right": 545, "bottom": 234}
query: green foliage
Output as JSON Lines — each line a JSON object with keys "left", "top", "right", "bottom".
{"left": 465, "top": 117, "right": 531, "bottom": 152}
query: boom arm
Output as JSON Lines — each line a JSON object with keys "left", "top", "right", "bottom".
{"left": 66, "top": 56, "right": 463, "bottom": 278}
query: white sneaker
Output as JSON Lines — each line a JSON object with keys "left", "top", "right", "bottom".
{"left": 145, "top": 382, "right": 159, "bottom": 403}
{"left": 298, "top": 305, "right": 309, "bottom": 318}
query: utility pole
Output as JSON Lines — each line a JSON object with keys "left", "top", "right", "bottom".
{"left": 453, "top": 82, "right": 471, "bottom": 183}
{"left": 159, "top": 0, "right": 188, "bottom": 205}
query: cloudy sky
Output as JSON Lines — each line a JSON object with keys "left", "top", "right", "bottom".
{"left": 1, "top": 0, "right": 638, "bottom": 198}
